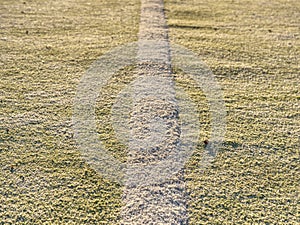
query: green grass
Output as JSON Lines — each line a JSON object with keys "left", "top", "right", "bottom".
{"left": 1, "top": 0, "right": 299, "bottom": 224}
{"left": 165, "top": 0, "right": 299, "bottom": 223}
{"left": 0, "top": 0, "right": 139, "bottom": 223}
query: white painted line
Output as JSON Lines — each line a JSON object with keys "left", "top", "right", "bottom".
{"left": 120, "top": 0, "right": 189, "bottom": 223}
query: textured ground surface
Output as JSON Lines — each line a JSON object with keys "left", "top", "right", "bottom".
{"left": 1, "top": 0, "right": 299, "bottom": 224}
{"left": 0, "top": 0, "right": 139, "bottom": 223}
{"left": 165, "top": 0, "right": 299, "bottom": 224}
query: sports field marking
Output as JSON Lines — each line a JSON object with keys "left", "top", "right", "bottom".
{"left": 73, "top": 0, "right": 226, "bottom": 223}
{"left": 120, "top": 0, "right": 189, "bottom": 223}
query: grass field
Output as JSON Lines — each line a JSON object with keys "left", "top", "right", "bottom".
{"left": 1, "top": 0, "right": 299, "bottom": 224}
{"left": 166, "top": 0, "right": 299, "bottom": 223}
